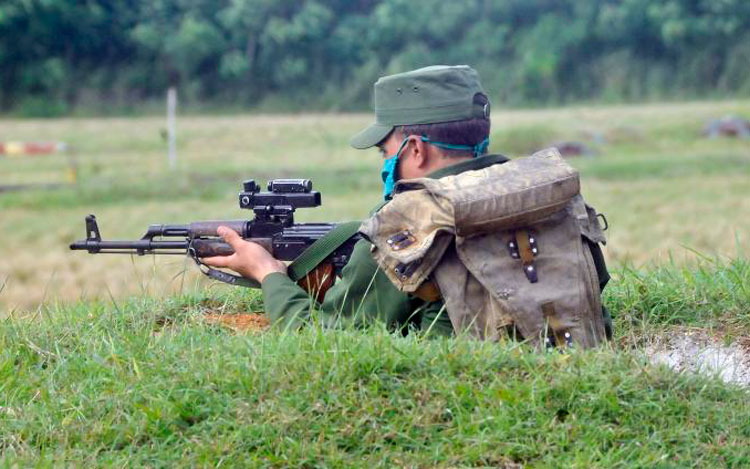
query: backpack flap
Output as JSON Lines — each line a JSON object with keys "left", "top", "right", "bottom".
{"left": 401, "top": 147, "right": 581, "bottom": 237}
{"left": 455, "top": 205, "right": 607, "bottom": 348}
{"left": 359, "top": 188, "right": 455, "bottom": 292}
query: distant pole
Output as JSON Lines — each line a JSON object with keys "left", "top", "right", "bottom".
{"left": 167, "top": 86, "right": 177, "bottom": 170}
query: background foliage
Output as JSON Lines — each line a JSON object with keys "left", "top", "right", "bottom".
{"left": 2, "top": 0, "right": 750, "bottom": 116}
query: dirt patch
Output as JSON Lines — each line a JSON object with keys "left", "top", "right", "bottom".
{"left": 203, "top": 312, "right": 270, "bottom": 332}
{"left": 646, "top": 330, "right": 750, "bottom": 387}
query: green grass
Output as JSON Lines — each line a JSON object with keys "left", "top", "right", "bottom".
{"left": 1, "top": 259, "right": 748, "bottom": 465}
{"left": 1, "top": 101, "right": 749, "bottom": 464}
{"left": 608, "top": 258, "right": 750, "bottom": 345}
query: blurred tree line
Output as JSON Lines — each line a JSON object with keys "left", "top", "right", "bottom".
{"left": 2, "top": 0, "right": 749, "bottom": 116}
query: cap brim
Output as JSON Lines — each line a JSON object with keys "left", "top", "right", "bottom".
{"left": 349, "top": 123, "right": 393, "bottom": 149}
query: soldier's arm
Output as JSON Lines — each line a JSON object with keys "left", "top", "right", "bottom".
{"left": 262, "top": 239, "right": 415, "bottom": 329}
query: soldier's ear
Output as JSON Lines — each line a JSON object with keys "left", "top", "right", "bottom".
{"left": 408, "top": 136, "right": 429, "bottom": 169}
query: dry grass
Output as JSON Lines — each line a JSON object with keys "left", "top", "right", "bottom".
{"left": 1, "top": 100, "right": 748, "bottom": 311}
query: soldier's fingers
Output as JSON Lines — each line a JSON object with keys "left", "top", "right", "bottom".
{"left": 201, "top": 255, "right": 233, "bottom": 268}
{"left": 217, "top": 226, "right": 244, "bottom": 249}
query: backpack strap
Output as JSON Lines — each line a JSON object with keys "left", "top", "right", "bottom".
{"left": 287, "top": 221, "right": 362, "bottom": 282}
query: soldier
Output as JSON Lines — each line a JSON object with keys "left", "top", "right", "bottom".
{"left": 202, "top": 65, "right": 611, "bottom": 337}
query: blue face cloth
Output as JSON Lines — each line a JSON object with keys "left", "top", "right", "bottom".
{"left": 380, "top": 136, "right": 490, "bottom": 199}
{"left": 380, "top": 137, "right": 409, "bottom": 199}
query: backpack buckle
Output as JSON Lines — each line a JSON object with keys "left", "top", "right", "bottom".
{"left": 387, "top": 229, "right": 416, "bottom": 251}
{"left": 596, "top": 213, "right": 609, "bottom": 231}
{"left": 394, "top": 259, "right": 421, "bottom": 280}
{"left": 508, "top": 230, "right": 539, "bottom": 283}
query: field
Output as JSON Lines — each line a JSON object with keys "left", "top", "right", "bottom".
{"left": 1, "top": 101, "right": 749, "bottom": 465}
{"left": 1, "top": 100, "right": 749, "bottom": 311}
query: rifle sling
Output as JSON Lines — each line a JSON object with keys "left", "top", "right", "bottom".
{"left": 287, "top": 221, "right": 361, "bottom": 282}
{"left": 202, "top": 264, "right": 260, "bottom": 289}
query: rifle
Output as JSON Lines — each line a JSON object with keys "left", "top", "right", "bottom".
{"left": 70, "top": 179, "right": 361, "bottom": 300}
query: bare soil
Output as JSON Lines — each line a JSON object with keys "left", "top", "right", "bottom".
{"left": 203, "top": 312, "right": 270, "bottom": 332}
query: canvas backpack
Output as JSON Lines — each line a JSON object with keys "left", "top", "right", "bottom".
{"left": 359, "top": 148, "right": 609, "bottom": 349}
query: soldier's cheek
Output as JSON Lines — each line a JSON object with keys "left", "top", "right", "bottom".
{"left": 398, "top": 158, "right": 418, "bottom": 180}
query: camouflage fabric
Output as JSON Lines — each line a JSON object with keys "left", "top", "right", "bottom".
{"left": 360, "top": 147, "right": 580, "bottom": 290}
{"left": 359, "top": 148, "right": 608, "bottom": 348}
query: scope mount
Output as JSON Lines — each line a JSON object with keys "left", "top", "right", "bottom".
{"left": 238, "top": 178, "right": 321, "bottom": 226}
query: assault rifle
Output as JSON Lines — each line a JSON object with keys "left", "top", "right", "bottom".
{"left": 70, "top": 179, "right": 361, "bottom": 298}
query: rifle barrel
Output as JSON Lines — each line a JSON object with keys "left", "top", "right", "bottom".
{"left": 69, "top": 239, "right": 189, "bottom": 254}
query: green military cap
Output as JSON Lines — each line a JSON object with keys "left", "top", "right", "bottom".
{"left": 350, "top": 65, "right": 489, "bottom": 149}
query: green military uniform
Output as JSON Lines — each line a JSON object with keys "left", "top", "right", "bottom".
{"left": 260, "top": 65, "right": 612, "bottom": 338}
{"left": 262, "top": 154, "right": 509, "bottom": 336}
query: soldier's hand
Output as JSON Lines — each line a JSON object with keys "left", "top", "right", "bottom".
{"left": 201, "top": 226, "right": 287, "bottom": 283}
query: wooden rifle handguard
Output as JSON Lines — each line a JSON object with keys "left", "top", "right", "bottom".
{"left": 297, "top": 262, "right": 336, "bottom": 303}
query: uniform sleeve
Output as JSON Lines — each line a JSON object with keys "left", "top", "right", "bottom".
{"left": 418, "top": 301, "right": 455, "bottom": 337}
{"left": 261, "top": 239, "right": 415, "bottom": 330}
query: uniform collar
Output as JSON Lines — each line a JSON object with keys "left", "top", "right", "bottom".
{"left": 426, "top": 153, "right": 510, "bottom": 180}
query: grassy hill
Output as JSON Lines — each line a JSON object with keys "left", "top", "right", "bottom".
{"left": 1, "top": 258, "right": 749, "bottom": 466}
